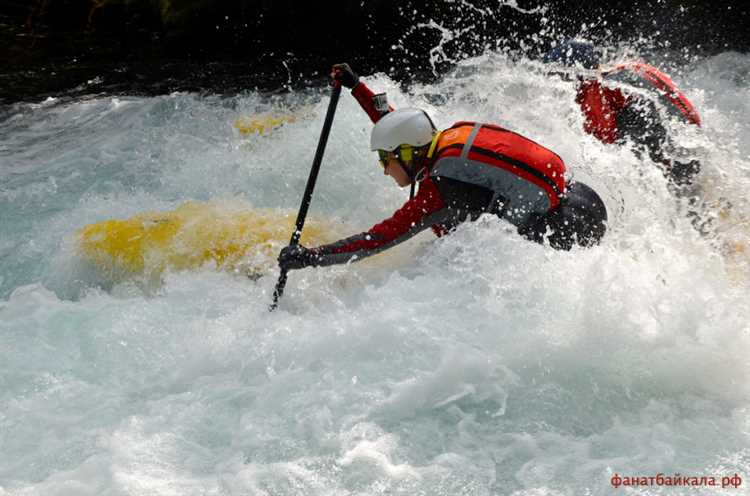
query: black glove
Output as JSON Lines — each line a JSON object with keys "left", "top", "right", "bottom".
{"left": 331, "top": 63, "right": 359, "bottom": 89}
{"left": 278, "top": 244, "right": 319, "bottom": 271}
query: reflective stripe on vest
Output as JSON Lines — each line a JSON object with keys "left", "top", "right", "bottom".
{"left": 603, "top": 62, "right": 701, "bottom": 126}
{"left": 429, "top": 122, "right": 565, "bottom": 225}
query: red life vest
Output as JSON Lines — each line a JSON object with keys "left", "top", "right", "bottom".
{"left": 429, "top": 122, "right": 566, "bottom": 225}
{"left": 603, "top": 62, "right": 701, "bottom": 126}
{"left": 577, "top": 61, "right": 701, "bottom": 144}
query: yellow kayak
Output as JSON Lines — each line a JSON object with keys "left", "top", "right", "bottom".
{"left": 234, "top": 114, "right": 298, "bottom": 135}
{"left": 77, "top": 201, "right": 338, "bottom": 280}
{"left": 233, "top": 105, "right": 317, "bottom": 135}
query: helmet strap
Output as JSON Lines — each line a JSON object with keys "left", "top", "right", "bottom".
{"left": 396, "top": 160, "right": 417, "bottom": 200}
{"left": 408, "top": 155, "right": 431, "bottom": 201}
{"left": 406, "top": 165, "right": 428, "bottom": 201}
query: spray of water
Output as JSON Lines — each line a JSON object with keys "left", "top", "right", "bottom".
{"left": 1, "top": 15, "right": 750, "bottom": 496}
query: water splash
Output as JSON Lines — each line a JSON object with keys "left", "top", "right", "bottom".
{"left": 1, "top": 47, "right": 749, "bottom": 496}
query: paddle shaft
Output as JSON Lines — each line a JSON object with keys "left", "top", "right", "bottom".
{"left": 271, "top": 81, "right": 342, "bottom": 310}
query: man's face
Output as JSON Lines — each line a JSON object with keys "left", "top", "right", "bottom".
{"left": 383, "top": 153, "right": 411, "bottom": 187}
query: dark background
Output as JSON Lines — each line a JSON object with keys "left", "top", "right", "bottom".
{"left": 1, "top": 0, "right": 748, "bottom": 103}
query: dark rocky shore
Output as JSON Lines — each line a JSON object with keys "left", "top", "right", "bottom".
{"left": 1, "top": 0, "right": 748, "bottom": 104}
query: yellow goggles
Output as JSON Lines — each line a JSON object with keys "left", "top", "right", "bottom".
{"left": 377, "top": 150, "right": 389, "bottom": 166}
{"left": 377, "top": 145, "right": 414, "bottom": 168}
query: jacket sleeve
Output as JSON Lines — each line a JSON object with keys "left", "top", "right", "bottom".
{"left": 309, "top": 178, "right": 450, "bottom": 267}
{"left": 351, "top": 81, "right": 393, "bottom": 123}
{"left": 616, "top": 95, "right": 671, "bottom": 163}
{"left": 616, "top": 95, "right": 701, "bottom": 187}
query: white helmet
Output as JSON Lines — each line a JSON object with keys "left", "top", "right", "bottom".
{"left": 370, "top": 108, "right": 436, "bottom": 152}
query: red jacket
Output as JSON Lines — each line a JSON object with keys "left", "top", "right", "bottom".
{"left": 576, "top": 61, "right": 700, "bottom": 144}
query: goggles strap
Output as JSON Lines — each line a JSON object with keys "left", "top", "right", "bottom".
{"left": 398, "top": 144, "right": 413, "bottom": 163}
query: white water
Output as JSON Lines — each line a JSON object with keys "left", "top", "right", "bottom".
{"left": 1, "top": 50, "right": 750, "bottom": 495}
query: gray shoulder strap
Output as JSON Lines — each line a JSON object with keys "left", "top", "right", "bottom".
{"left": 460, "top": 123, "right": 483, "bottom": 159}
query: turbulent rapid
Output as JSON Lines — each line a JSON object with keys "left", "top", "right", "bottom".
{"left": 1, "top": 50, "right": 749, "bottom": 495}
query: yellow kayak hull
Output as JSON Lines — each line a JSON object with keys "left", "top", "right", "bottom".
{"left": 77, "top": 201, "right": 336, "bottom": 280}
{"left": 234, "top": 114, "right": 297, "bottom": 135}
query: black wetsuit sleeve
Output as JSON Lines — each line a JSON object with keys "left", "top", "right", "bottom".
{"left": 616, "top": 96, "right": 671, "bottom": 164}
{"left": 617, "top": 96, "right": 701, "bottom": 187}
